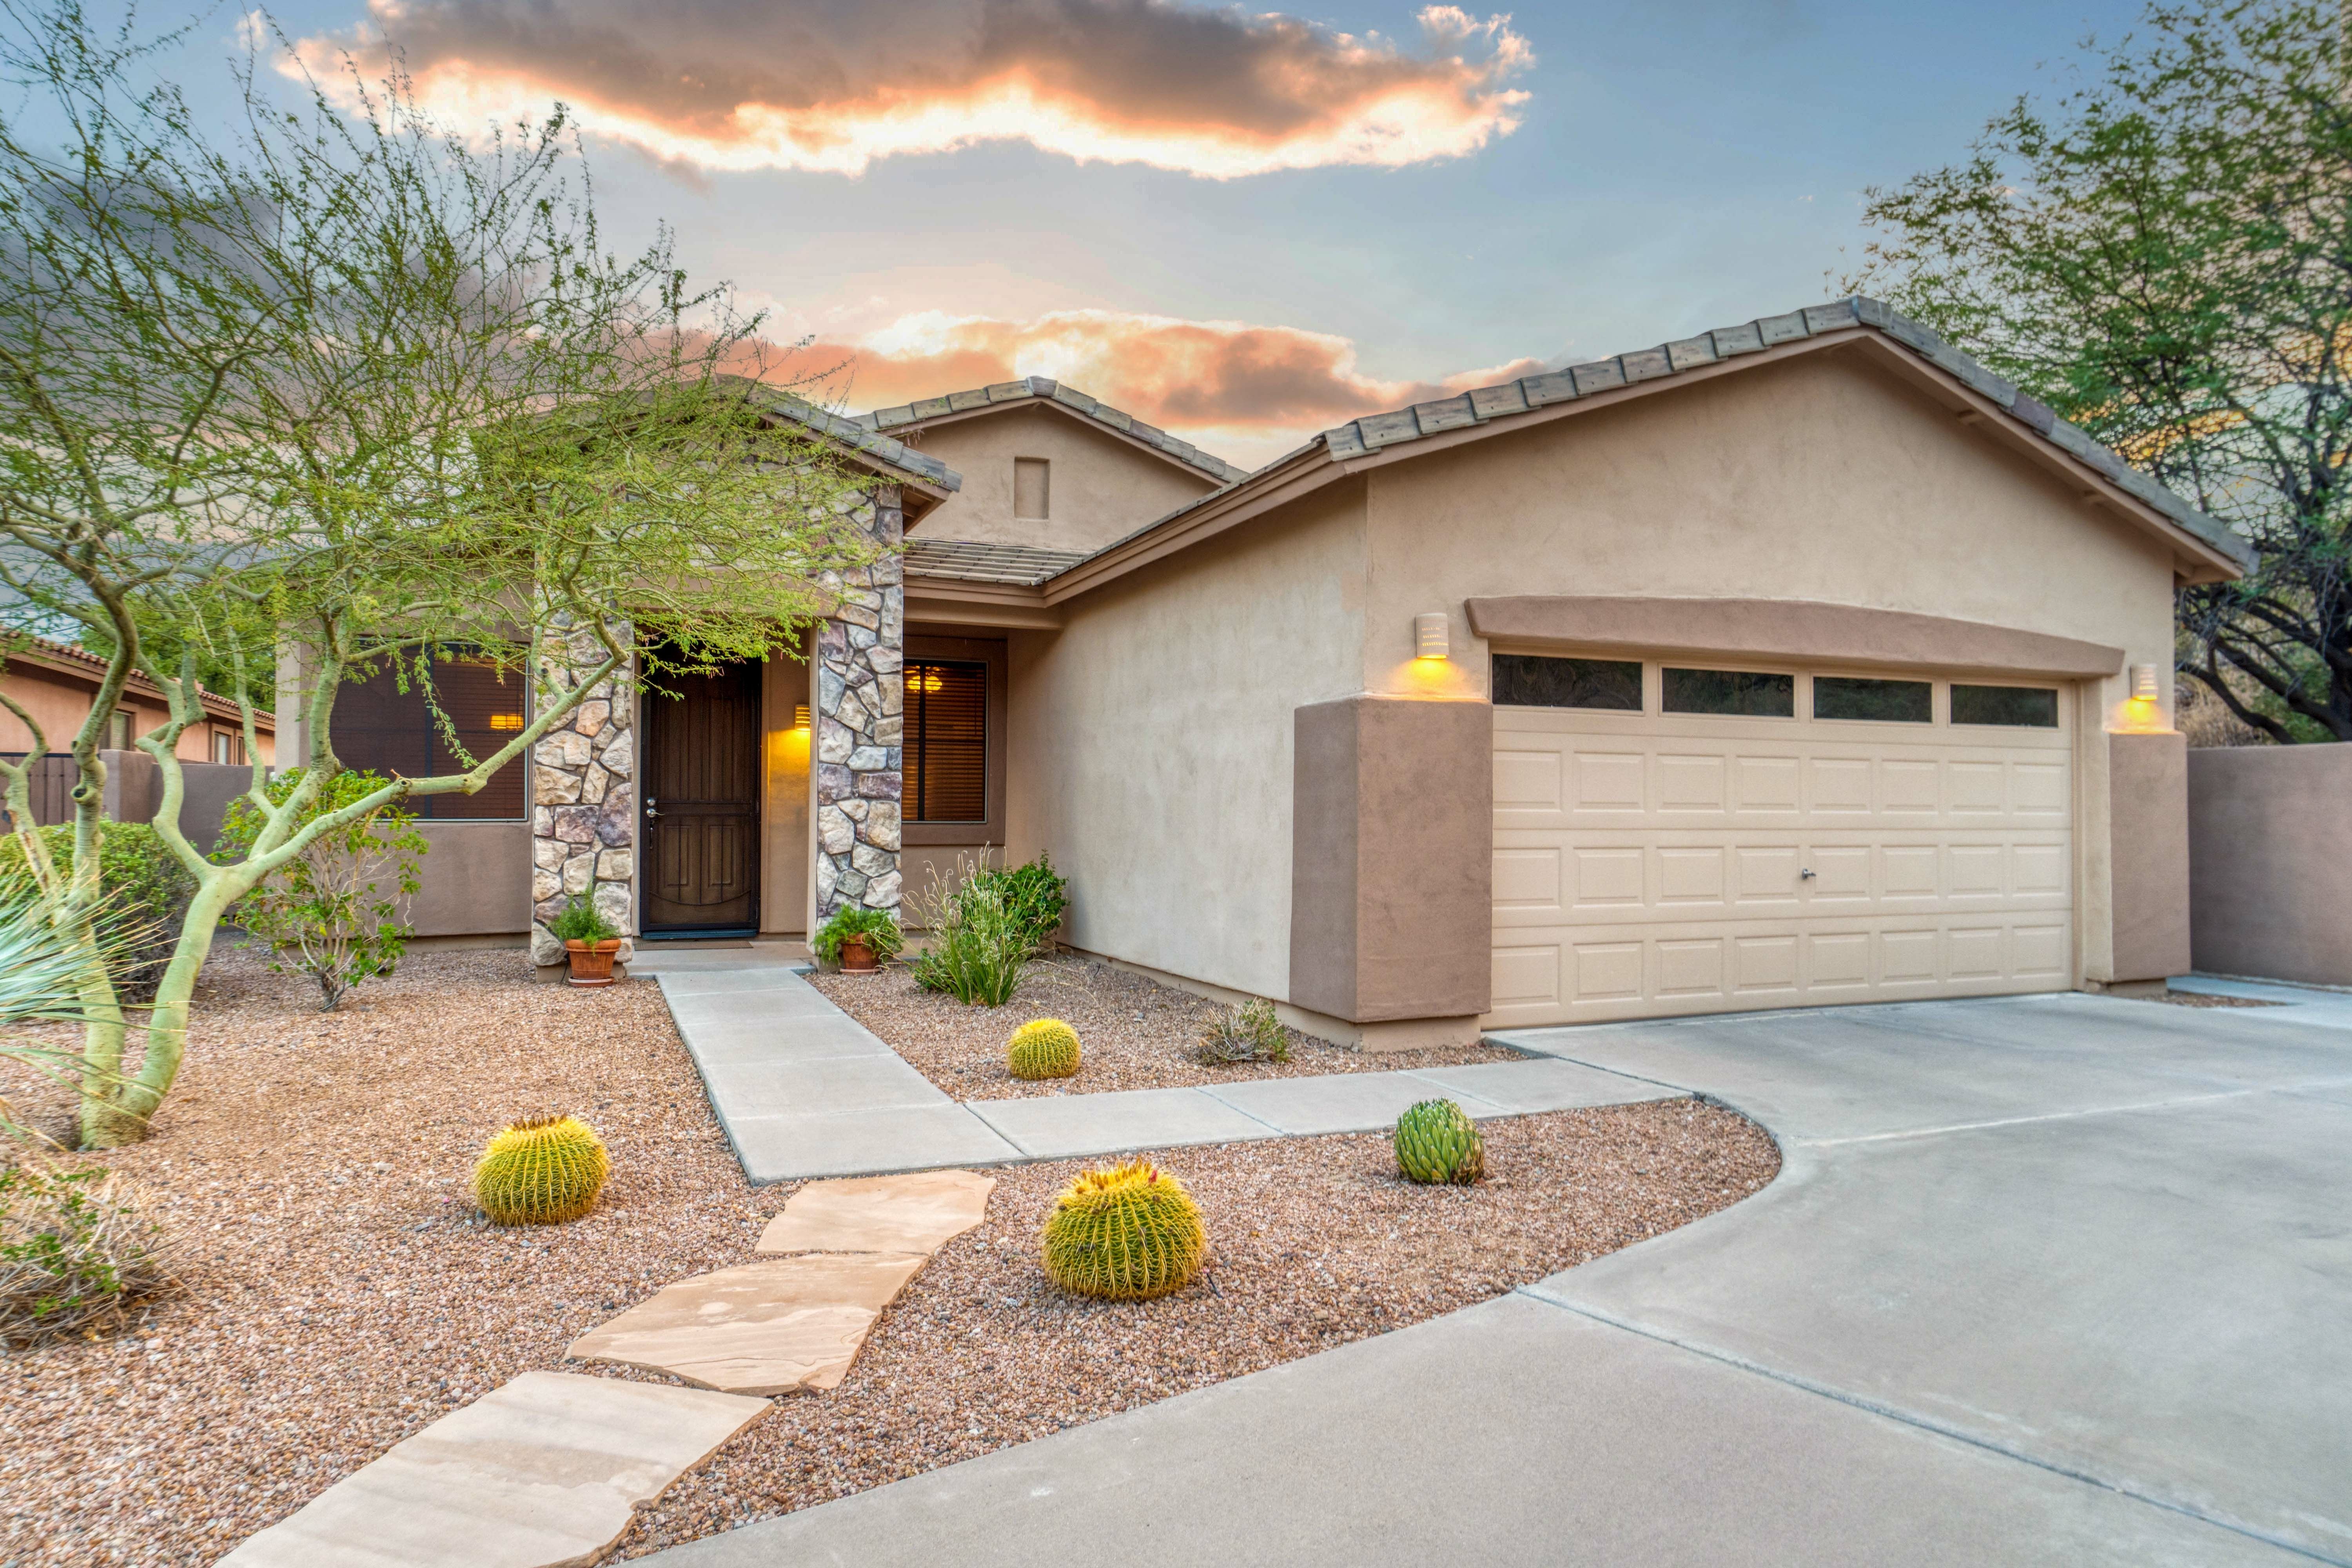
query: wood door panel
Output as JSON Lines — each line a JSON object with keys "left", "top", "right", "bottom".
{"left": 642, "top": 662, "right": 760, "bottom": 932}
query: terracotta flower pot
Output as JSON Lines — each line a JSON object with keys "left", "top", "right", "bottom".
{"left": 565, "top": 938, "right": 624, "bottom": 987}
{"left": 838, "top": 935, "right": 880, "bottom": 973}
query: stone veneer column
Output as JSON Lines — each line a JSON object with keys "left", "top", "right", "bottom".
{"left": 529, "top": 621, "right": 637, "bottom": 967}
{"left": 813, "top": 484, "right": 904, "bottom": 919}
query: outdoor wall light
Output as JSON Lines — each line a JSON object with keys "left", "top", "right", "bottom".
{"left": 793, "top": 703, "right": 811, "bottom": 732}
{"left": 2130, "top": 663, "right": 2160, "bottom": 702}
{"left": 1414, "top": 612, "right": 1451, "bottom": 661}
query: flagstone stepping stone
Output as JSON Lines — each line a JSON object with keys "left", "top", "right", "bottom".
{"left": 218, "top": 1370, "right": 767, "bottom": 1568}
{"left": 755, "top": 1167, "right": 996, "bottom": 1256}
{"left": 567, "top": 1252, "right": 928, "bottom": 1396}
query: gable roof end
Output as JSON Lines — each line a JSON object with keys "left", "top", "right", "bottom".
{"left": 733, "top": 381, "right": 962, "bottom": 492}
{"left": 858, "top": 376, "right": 1251, "bottom": 486}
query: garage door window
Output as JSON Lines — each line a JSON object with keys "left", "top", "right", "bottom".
{"left": 1662, "top": 668, "right": 1794, "bottom": 717}
{"left": 1814, "top": 675, "right": 1931, "bottom": 723}
{"left": 1951, "top": 684, "right": 2059, "bottom": 728}
{"left": 1493, "top": 655, "right": 1641, "bottom": 710}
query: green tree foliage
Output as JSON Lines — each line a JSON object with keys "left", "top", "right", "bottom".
{"left": 213, "top": 769, "right": 427, "bottom": 1011}
{"left": 1851, "top": 0, "right": 2352, "bottom": 740}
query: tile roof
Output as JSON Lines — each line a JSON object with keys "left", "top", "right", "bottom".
{"left": 1317, "top": 296, "right": 2252, "bottom": 572}
{"left": 858, "top": 378, "right": 1251, "bottom": 485}
{"left": 1, "top": 631, "right": 270, "bottom": 728}
{"left": 903, "top": 538, "right": 1093, "bottom": 587}
{"left": 733, "top": 381, "right": 962, "bottom": 491}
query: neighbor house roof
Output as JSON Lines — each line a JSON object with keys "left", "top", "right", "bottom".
{"left": 858, "top": 377, "right": 1251, "bottom": 486}
{"left": 1020, "top": 295, "right": 2253, "bottom": 606}
{"left": 1, "top": 632, "right": 271, "bottom": 730}
{"left": 902, "top": 539, "right": 1092, "bottom": 587}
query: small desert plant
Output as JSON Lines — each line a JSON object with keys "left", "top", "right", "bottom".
{"left": 1197, "top": 997, "right": 1291, "bottom": 1065}
{"left": 977, "top": 855, "right": 1069, "bottom": 955}
{"left": 907, "top": 854, "right": 1028, "bottom": 1006}
{"left": 0, "top": 1162, "right": 174, "bottom": 1344}
{"left": 547, "top": 894, "right": 621, "bottom": 945}
{"left": 214, "top": 768, "right": 426, "bottom": 1011}
{"left": 472, "top": 1114, "right": 610, "bottom": 1225}
{"left": 1007, "top": 1018, "right": 1081, "bottom": 1079}
{"left": 811, "top": 906, "right": 904, "bottom": 966}
{"left": 1041, "top": 1158, "right": 1207, "bottom": 1300}
{"left": 1394, "top": 1099, "right": 1485, "bottom": 1185}
{"left": 0, "top": 822, "right": 194, "bottom": 1002}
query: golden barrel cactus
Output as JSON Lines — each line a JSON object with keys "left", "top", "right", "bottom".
{"left": 1007, "top": 1018, "right": 1082, "bottom": 1080}
{"left": 472, "top": 1114, "right": 610, "bottom": 1225}
{"left": 1042, "top": 1159, "right": 1206, "bottom": 1300}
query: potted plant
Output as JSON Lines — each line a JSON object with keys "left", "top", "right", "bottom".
{"left": 813, "top": 906, "right": 903, "bottom": 974}
{"left": 548, "top": 895, "right": 624, "bottom": 987}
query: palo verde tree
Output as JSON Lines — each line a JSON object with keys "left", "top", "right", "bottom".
{"left": 1849, "top": 0, "right": 2352, "bottom": 741}
{"left": 0, "top": 3, "right": 879, "bottom": 1146}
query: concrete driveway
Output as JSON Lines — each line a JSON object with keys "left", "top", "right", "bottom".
{"left": 644, "top": 987, "right": 2352, "bottom": 1566}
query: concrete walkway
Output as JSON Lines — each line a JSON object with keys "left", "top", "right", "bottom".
{"left": 639, "top": 988, "right": 2352, "bottom": 1566}
{"left": 637, "top": 952, "right": 1675, "bottom": 1182}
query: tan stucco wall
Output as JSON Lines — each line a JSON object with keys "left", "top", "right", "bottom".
{"left": 905, "top": 405, "right": 1219, "bottom": 553}
{"left": 0, "top": 662, "right": 270, "bottom": 763}
{"left": 2188, "top": 744, "right": 2352, "bottom": 985}
{"left": 408, "top": 820, "right": 533, "bottom": 937}
{"left": 760, "top": 652, "right": 814, "bottom": 935}
{"left": 1007, "top": 479, "right": 1369, "bottom": 1000}
{"left": 2107, "top": 731, "right": 2192, "bottom": 982}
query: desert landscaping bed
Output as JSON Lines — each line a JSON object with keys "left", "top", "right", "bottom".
{"left": 0, "top": 949, "right": 1775, "bottom": 1567}
{"left": 809, "top": 954, "right": 1519, "bottom": 1098}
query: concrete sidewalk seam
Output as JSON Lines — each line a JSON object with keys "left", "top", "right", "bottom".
{"left": 1800, "top": 1078, "right": 2352, "bottom": 1149}
{"left": 1510, "top": 1285, "right": 2349, "bottom": 1567}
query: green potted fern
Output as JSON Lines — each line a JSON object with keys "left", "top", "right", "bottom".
{"left": 548, "top": 895, "right": 624, "bottom": 987}
{"left": 813, "top": 906, "right": 903, "bottom": 973}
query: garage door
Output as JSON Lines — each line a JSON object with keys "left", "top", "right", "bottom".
{"left": 1488, "top": 656, "right": 2073, "bottom": 1027}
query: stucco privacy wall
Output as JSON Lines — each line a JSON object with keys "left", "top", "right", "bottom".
{"left": 2106, "top": 731, "right": 2191, "bottom": 983}
{"left": 2187, "top": 744, "right": 2352, "bottom": 985}
{"left": 903, "top": 405, "right": 1220, "bottom": 553}
{"left": 1008, "top": 479, "right": 1370, "bottom": 1000}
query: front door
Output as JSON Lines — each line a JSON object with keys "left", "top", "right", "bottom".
{"left": 642, "top": 661, "right": 761, "bottom": 934}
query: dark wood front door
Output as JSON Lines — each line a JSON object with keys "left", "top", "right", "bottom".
{"left": 642, "top": 661, "right": 760, "bottom": 934}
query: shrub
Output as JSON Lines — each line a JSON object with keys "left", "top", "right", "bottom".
{"left": 976, "top": 856, "right": 1068, "bottom": 956}
{"left": 907, "top": 857, "right": 1028, "bottom": 1007}
{"left": 0, "top": 822, "right": 195, "bottom": 1003}
{"left": 548, "top": 893, "right": 620, "bottom": 945}
{"left": 471, "top": 1114, "right": 610, "bottom": 1225}
{"left": 1042, "top": 1159, "right": 1206, "bottom": 1300}
{"left": 811, "top": 906, "right": 903, "bottom": 967}
{"left": 1007, "top": 1018, "right": 1081, "bottom": 1079}
{"left": 1394, "top": 1099, "right": 1485, "bottom": 1185}
{"left": 1197, "top": 997, "right": 1290, "bottom": 1065}
{"left": 0, "top": 1162, "right": 174, "bottom": 1345}
{"left": 214, "top": 769, "right": 425, "bottom": 1011}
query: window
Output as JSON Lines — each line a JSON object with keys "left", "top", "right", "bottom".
{"left": 209, "top": 730, "right": 245, "bottom": 765}
{"left": 1951, "top": 684, "right": 2059, "bottom": 728}
{"left": 105, "top": 710, "right": 132, "bottom": 750}
{"left": 904, "top": 660, "right": 986, "bottom": 822}
{"left": 1493, "top": 655, "right": 1642, "bottom": 710}
{"left": 1013, "top": 458, "right": 1050, "bottom": 520}
{"left": 332, "top": 652, "right": 527, "bottom": 818}
{"left": 1814, "top": 676, "right": 1931, "bottom": 724}
{"left": 1662, "top": 667, "right": 1795, "bottom": 717}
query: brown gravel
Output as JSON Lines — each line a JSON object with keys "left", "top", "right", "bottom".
{"left": 2148, "top": 991, "right": 2287, "bottom": 1009}
{"left": 809, "top": 954, "right": 1517, "bottom": 1098}
{"left": 0, "top": 948, "right": 1777, "bottom": 1567}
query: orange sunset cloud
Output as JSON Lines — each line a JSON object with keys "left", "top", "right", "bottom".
{"left": 292, "top": 1, "right": 1532, "bottom": 178}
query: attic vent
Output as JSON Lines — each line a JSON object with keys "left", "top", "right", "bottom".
{"left": 1014, "top": 457, "right": 1050, "bottom": 521}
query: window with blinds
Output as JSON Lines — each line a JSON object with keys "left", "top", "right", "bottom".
{"left": 332, "top": 653, "right": 528, "bottom": 819}
{"left": 904, "top": 660, "right": 986, "bottom": 822}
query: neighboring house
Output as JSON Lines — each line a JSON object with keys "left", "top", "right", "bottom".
{"left": 0, "top": 633, "right": 274, "bottom": 769}
{"left": 353, "top": 297, "right": 2253, "bottom": 1045}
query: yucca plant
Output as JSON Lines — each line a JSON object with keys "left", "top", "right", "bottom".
{"left": 1197, "top": 997, "right": 1290, "bottom": 1065}
{"left": 1394, "top": 1099, "right": 1485, "bottom": 1185}
{"left": 1042, "top": 1159, "right": 1207, "bottom": 1300}
{"left": 1007, "top": 1018, "right": 1081, "bottom": 1079}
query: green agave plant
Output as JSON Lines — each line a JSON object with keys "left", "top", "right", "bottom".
{"left": 1394, "top": 1098, "right": 1485, "bottom": 1185}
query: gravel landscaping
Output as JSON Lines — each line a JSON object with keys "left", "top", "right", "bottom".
{"left": 809, "top": 954, "right": 1519, "bottom": 1098}
{"left": 0, "top": 948, "right": 1775, "bottom": 1567}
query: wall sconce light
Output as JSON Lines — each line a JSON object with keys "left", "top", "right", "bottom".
{"left": 2129, "top": 664, "right": 2160, "bottom": 702}
{"left": 793, "top": 704, "right": 811, "bottom": 731}
{"left": 1414, "top": 612, "right": 1450, "bottom": 661}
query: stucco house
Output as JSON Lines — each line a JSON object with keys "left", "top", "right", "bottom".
{"left": 336, "top": 296, "right": 2250, "bottom": 1044}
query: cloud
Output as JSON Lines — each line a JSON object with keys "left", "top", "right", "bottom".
{"left": 292, "top": 1, "right": 1532, "bottom": 178}
{"left": 785, "top": 307, "right": 1548, "bottom": 466}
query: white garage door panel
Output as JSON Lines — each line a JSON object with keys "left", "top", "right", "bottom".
{"left": 1490, "top": 701, "right": 2073, "bottom": 1027}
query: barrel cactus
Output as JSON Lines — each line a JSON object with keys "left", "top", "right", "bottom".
{"left": 1394, "top": 1099, "right": 1485, "bottom": 1185}
{"left": 1042, "top": 1159, "right": 1207, "bottom": 1300}
{"left": 472, "top": 1114, "right": 610, "bottom": 1225}
{"left": 1008, "top": 1018, "right": 1082, "bottom": 1080}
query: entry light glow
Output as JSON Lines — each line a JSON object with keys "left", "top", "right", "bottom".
{"left": 1414, "top": 612, "right": 1450, "bottom": 661}
{"left": 488, "top": 713, "right": 524, "bottom": 731}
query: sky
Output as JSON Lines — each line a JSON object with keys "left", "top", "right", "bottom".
{"left": 227, "top": 0, "right": 2146, "bottom": 465}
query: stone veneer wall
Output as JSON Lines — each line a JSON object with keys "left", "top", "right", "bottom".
{"left": 528, "top": 622, "right": 636, "bottom": 966}
{"left": 814, "top": 484, "right": 905, "bottom": 918}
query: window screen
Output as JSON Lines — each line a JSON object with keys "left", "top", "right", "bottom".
{"left": 1662, "top": 668, "right": 1795, "bottom": 717}
{"left": 332, "top": 653, "right": 527, "bottom": 819}
{"left": 1493, "top": 655, "right": 1642, "bottom": 710}
{"left": 1814, "top": 676, "right": 1932, "bottom": 723}
{"left": 1951, "top": 684, "right": 2059, "bottom": 728}
{"left": 1013, "top": 458, "right": 1050, "bottom": 520}
{"left": 905, "top": 660, "right": 986, "bottom": 822}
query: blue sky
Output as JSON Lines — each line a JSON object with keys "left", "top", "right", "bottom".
{"left": 220, "top": 0, "right": 2145, "bottom": 462}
